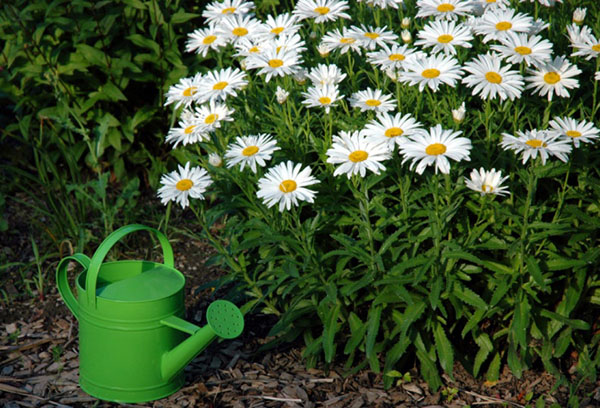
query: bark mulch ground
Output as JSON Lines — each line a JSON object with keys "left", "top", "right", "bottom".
{"left": 1, "top": 198, "right": 599, "bottom": 407}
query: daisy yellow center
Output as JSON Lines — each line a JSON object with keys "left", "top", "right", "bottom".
{"left": 482, "top": 184, "right": 494, "bottom": 192}
{"left": 514, "top": 46, "right": 532, "bottom": 55}
{"left": 279, "top": 179, "right": 297, "bottom": 193}
{"left": 232, "top": 27, "right": 248, "bottom": 36}
{"left": 269, "top": 59, "right": 284, "bottom": 68}
{"left": 349, "top": 150, "right": 368, "bottom": 162}
{"left": 365, "top": 99, "right": 381, "bottom": 107}
{"left": 319, "top": 96, "right": 332, "bottom": 105}
{"left": 364, "top": 32, "right": 380, "bottom": 40}
{"left": 487, "top": 0, "right": 497, "bottom": 3}
{"left": 213, "top": 81, "right": 228, "bottom": 90}
{"left": 314, "top": 6, "right": 330, "bottom": 15}
{"left": 184, "top": 125, "right": 195, "bottom": 134}
{"left": 425, "top": 143, "right": 447, "bottom": 156}
{"left": 592, "top": 44, "right": 600, "bottom": 52}
{"left": 242, "top": 146, "right": 259, "bottom": 156}
{"left": 249, "top": 46, "right": 260, "bottom": 53}
{"left": 495, "top": 21, "right": 512, "bottom": 31}
{"left": 203, "top": 35, "right": 217, "bottom": 45}
{"left": 437, "top": 34, "right": 454, "bottom": 43}
{"left": 543, "top": 72, "right": 561, "bottom": 84}
{"left": 437, "top": 3, "right": 455, "bottom": 12}
{"left": 525, "top": 139, "right": 547, "bottom": 148}
{"left": 485, "top": 72, "right": 503, "bottom": 84}
{"left": 205, "top": 114, "right": 218, "bottom": 124}
{"left": 340, "top": 37, "right": 356, "bottom": 44}
{"left": 385, "top": 127, "right": 404, "bottom": 137}
{"left": 176, "top": 179, "right": 193, "bottom": 191}
{"left": 271, "top": 27, "right": 284, "bottom": 35}
{"left": 389, "top": 53, "right": 406, "bottom": 61}
{"left": 221, "top": 7, "right": 236, "bottom": 14}
{"left": 183, "top": 86, "right": 197, "bottom": 97}
{"left": 566, "top": 130, "right": 582, "bottom": 138}
{"left": 422, "top": 68, "right": 440, "bottom": 78}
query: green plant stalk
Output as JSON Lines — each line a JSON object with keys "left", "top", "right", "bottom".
{"left": 519, "top": 165, "right": 537, "bottom": 275}
{"left": 591, "top": 57, "right": 600, "bottom": 121}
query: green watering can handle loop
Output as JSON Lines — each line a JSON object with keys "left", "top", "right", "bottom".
{"left": 86, "top": 224, "right": 174, "bottom": 308}
{"left": 56, "top": 253, "right": 91, "bottom": 320}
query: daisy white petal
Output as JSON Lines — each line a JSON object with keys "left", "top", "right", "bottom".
{"left": 491, "top": 32, "right": 553, "bottom": 67}
{"left": 216, "top": 14, "right": 262, "bottom": 44}
{"left": 414, "top": 20, "right": 474, "bottom": 55}
{"left": 247, "top": 47, "right": 303, "bottom": 82}
{"left": 500, "top": 129, "right": 571, "bottom": 165}
{"left": 465, "top": 168, "right": 510, "bottom": 196}
{"left": 472, "top": 8, "right": 533, "bottom": 43}
{"left": 293, "top": 0, "right": 351, "bottom": 23}
{"left": 399, "top": 125, "right": 472, "bottom": 174}
{"left": 362, "top": 112, "right": 424, "bottom": 150}
{"left": 367, "top": 43, "right": 426, "bottom": 72}
{"left": 158, "top": 163, "right": 212, "bottom": 209}
{"left": 400, "top": 54, "right": 463, "bottom": 92}
{"left": 164, "top": 73, "right": 204, "bottom": 109}
{"left": 348, "top": 24, "right": 399, "bottom": 50}
{"left": 416, "top": 0, "right": 474, "bottom": 20}
{"left": 524, "top": 56, "right": 581, "bottom": 101}
{"left": 193, "top": 101, "right": 235, "bottom": 132}
{"left": 349, "top": 88, "right": 395, "bottom": 113}
{"left": 186, "top": 27, "right": 228, "bottom": 56}
{"left": 202, "top": 0, "right": 255, "bottom": 25}
{"left": 165, "top": 117, "right": 209, "bottom": 148}
{"left": 255, "top": 13, "right": 301, "bottom": 41}
{"left": 462, "top": 52, "right": 524, "bottom": 101}
{"left": 301, "top": 84, "right": 343, "bottom": 114}
{"left": 326, "top": 131, "right": 391, "bottom": 178}
{"left": 225, "top": 134, "right": 281, "bottom": 173}
{"left": 257, "top": 161, "right": 320, "bottom": 212}
{"left": 307, "top": 64, "right": 347, "bottom": 87}
{"left": 198, "top": 67, "right": 248, "bottom": 102}
{"left": 321, "top": 27, "right": 362, "bottom": 54}
{"left": 548, "top": 117, "right": 599, "bottom": 149}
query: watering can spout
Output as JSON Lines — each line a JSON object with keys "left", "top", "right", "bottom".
{"left": 161, "top": 300, "right": 244, "bottom": 382}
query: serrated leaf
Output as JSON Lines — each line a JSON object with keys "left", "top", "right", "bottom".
{"left": 453, "top": 283, "right": 488, "bottom": 310}
{"left": 321, "top": 301, "right": 340, "bottom": 363}
{"left": 486, "top": 352, "right": 501, "bottom": 382}
{"left": 512, "top": 297, "right": 530, "bottom": 347}
{"left": 433, "top": 323, "right": 454, "bottom": 377}
{"left": 366, "top": 305, "right": 382, "bottom": 372}
{"left": 429, "top": 276, "right": 443, "bottom": 311}
{"left": 526, "top": 256, "right": 546, "bottom": 289}
{"left": 416, "top": 349, "right": 442, "bottom": 391}
{"left": 540, "top": 309, "right": 590, "bottom": 330}
{"left": 507, "top": 343, "right": 523, "bottom": 379}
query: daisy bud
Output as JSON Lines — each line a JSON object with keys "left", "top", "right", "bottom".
{"left": 309, "top": 31, "right": 318, "bottom": 40}
{"left": 240, "top": 58, "right": 248, "bottom": 70}
{"left": 385, "top": 68, "right": 401, "bottom": 82}
{"left": 294, "top": 68, "right": 308, "bottom": 84}
{"left": 208, "top": 153, "right": 223, "bottom": 167}
{"left": 401, "top": 17, "right": 410, "bottom": 29}
{"left": 317, "top": 44, "right": 330, "bottom": 57}
{"left": 595, "top": 71, "right": 600, "bottom": 81}
{"left": 452, "top": 102, "right": 466, "bottom": 124}
{"left": 401, "top": 30, "right": 412, "bottom": 44}
{"left": 276, "top": 86, "right": 289, "bottom": 104}
{"left": 572, "top": 8, "right": 586, "bottom": 24}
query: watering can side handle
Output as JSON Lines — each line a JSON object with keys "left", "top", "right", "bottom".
{"left": 86, "top": 224, "right": 174, "bottom": 308}
{"left": 56, "top": 253, "right": 91, "bottom": 320}
{"left": 160, "top": 315, "right": 201, "bottom": 335}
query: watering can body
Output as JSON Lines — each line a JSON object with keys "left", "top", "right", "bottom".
{"left": 56, "top": 225, "right": 244, "bottom": 403}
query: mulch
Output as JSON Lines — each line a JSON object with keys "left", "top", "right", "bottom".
{"left": 1, "top": 198, "right": 599, "bottom": 407}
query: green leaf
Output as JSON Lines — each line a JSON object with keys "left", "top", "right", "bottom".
{"left": 546, "top": 257, "right": 586, "bottom": 271}
{"left": 511, "top": 297, "right": 530, "bottom": 348}
{"left": 416, "top": 349, "right": 442, "bottom": 391}
{"left": 344, "top": 313, "right": 367, "bottom": 355}
{"left": 366, "top": 305, "right": 382, "bottom": 372}
{"left": 76, "top": 44, "right": 106, "bottom": 66}
{"left": 101, "top": 81, "right": 127, "bottom": 102}
{"left": 433, "top": 323, "right": 454, "bottom": 377}
{"left": 486, "top": 352, "right": 501, "bottom": 382}
{"left": 170, "top": 10, "right": 200, "bottom": 24}
{"left": 507, "top": 343, "right": 523, "bottom": 379}
{"left": 126, "top": 34, "right": 160, "bottom": 55}
{"left": 526, "top": 256, "right": 546, "bottom": 289}
{"left": 320, "top": 301, "right": 340, "bottom": 363}
{"left": 453, "top": 283, "right": 488, "bottom": 310}
{"left": 540, "top": 309, "right": 590, "bottom": 331}
{"left": 429, "top": 276, "right": 443, "bottom": 311}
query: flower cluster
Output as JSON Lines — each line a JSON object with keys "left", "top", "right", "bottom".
{"left": 157, "top": 0, "right": 599, "bottom": 209}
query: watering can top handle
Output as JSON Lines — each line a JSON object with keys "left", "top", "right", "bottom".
{"left": 86, "top": 224, "right": 174, "bottom": 308}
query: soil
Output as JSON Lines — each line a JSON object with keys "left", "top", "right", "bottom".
{"left": 1, "top": 195, "right": 599, "bottom": 408}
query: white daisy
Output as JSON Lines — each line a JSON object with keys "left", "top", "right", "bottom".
{"left": 548, "top": 117, "right": 599, "bottom": 148}
{"left": 165, "top": 117, "right": 209, "bottom": 148}
{"left": 164, "top": 73, "right": 204, "bottom": 109}
{"left": 462, "top": 53, "right": 524, "bottom": 101}
{"left": 414, "top": 20, "right": 474, "bottom": 55}
{"left": 367, "top": 44, "right": 425, "bottom": 72}
{"left": 257, "top": 161, "right": 320, "bottom": 212}
{"left": 202, "top": 0, "right": 255, "bottom": 25}
{"left": 255, "top": 13, "right": 301, "bottom": 41}
{"left": 349, "top": 88, "right": 395, "bottom": 113}
{"left": 269, "top": 32, "right": 308, "bottom": 54}
{"left": 596, "top": 71, "right": 600, "bottom": 81}
{"left": 326, "top": 131, "right": 391, "bottom": 178}
{"left": 470, "top": 0, "right": 511, "bottom": 14}
{"left": 197, "top": 67, "right": 248, "bottom": 102}
{"left": 186, "top": 27, "right": 228, "bottom": 57}
{"left": 465, "top": 168, "right": 510, "bottom": 196}
{"left": 348, "top": 24, "right": 399, "bottom": 50}
{"left": 225, "top": 134, "right": 281, "bottom": 173}
{"left": 524, "top": 56, "right": 581, "bottom": 101}
{"left": 233, "top": 37, "right": 265, "bottom": 59}
{"left": 359, "top": 0, "right": 405, "bottom": 9}
{"left": 321, "top": 27, "right": 363, "bottom": 54}
{"left": 519, "top": 0, "right": 562, "bottom": 7}
{"left": 528, "top": 18, "right": 549, "bottom": 36}
{"left": 361, "top": 112, "right": 424, "bottom": 150}
{"left": 193, "top": 101, "right": 235, "bottom": 133}
{"left": 491, "top": 32, "right": 553, "bottom": 67}
{"left": 400, "top": 54, "right": 463, "bottom": 92}
{"left": 415, "top": 0, "right": 474, "bottom": 21}
{"left": 572, "top": 8, "right": 586, "bottom": 25}
{"left": 301, "top": 84, "right": 343, "bottom": 114}
{"left": 570, "top": 29, "right": 600, "bottom": 61}
{"left": 307, "top": 64, "right": 347, "bottom": 87}
{"left": 158, "top": 162, "right": 212, "bottom": 209}
{"left": 500, "top": 129, "right": 572, "bottom": 165}
{"left": 399, "top": 125, "right": 472, "bottom": 174}
{"left": 452, "top": 102, "right": 466, "bottom": 123}
{"left": 293, "top": 0, "right": 351, "bottom": 23}
{"left": 566, "top": 23, "right": 593, "bottom": 46}
{"left": 472, "top": 8, "right": 533, "bottom": 43}
{"left": 247, "top": 47, "right": 303, "bottom": 82}
{"left": 276, "top": 86, "right": 290, "bottom": 104}
{"left": 216, "top": 14, "right": 262, "bottom": 44}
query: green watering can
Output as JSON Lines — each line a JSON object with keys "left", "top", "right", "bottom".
{"left": 56, "top": 224, "right": 244, "bottom": 403}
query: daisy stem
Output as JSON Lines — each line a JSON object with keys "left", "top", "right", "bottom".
{"left": 347, "top": 51, "right": 356, "bottom": 90}
{"left": 159, "top": 201, "right": 172, "bottom": 235}
{"left": 353, "top": 176, "right": 377, "bottom": 274}
{"left": 592, "top": 57, "right": 600, "bottom": 120}
{"left": 519, "top": 166, "right": 537, "bottom": 274}
{"left": 432, "top": 174, "right": 442, "bottom": 261}
{"left": 395, "top": 76, "right": 403, "bottom": 112}
{"left": 542, "top": 99, "right": 552, "bottom": 128}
